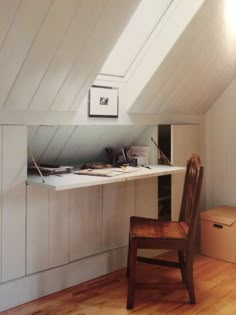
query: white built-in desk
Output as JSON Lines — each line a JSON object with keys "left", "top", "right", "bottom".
{"left": 27, "top": 165, "right": 185, "bottom": 190}
{"left": 21, "top": 164, "right": 185, "bottom": 310}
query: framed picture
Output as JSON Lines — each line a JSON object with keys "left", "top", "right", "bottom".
{"left": 89, "top": 85, "right": 119, "bottom": 118}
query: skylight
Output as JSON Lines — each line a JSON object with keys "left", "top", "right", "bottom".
{"left": 99, "top": 0, "right": 173, "bottom": 78}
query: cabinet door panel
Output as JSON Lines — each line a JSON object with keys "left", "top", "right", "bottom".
{"left": 103, "top": 181, "right": 135, "bottom": 251}
{"left": 27, "top": 186, "right": 49, "bottom": 274}
{"left": 171, "top": 125, "right": 200, "bottom": 220}
{"left": 69, "top": 186, "right": 102, "bottom": 261}
{"left": 27, "top": 187, "right": 69, "bottom": 273}
{"left": 2, "top": 126, "right": 27, "bottom": 282}
{"left": 49, "top": 190, "right": 69, "bottom": 268}
{"left": 135, "top": 177, "right": 157, "bottom": 218}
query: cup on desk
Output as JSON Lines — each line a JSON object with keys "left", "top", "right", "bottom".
{"left": 133, "top": 156, "right": 147, "bottom": 166}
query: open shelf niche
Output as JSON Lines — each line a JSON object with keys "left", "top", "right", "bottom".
{"left": 158, "top": 125, "right": 171, "bottom": 221}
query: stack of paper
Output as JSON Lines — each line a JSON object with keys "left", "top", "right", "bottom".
{"left": 75, "top": 166, "right": 138, "bottom": 177}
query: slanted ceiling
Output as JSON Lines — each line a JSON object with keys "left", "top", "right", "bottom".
{"left": 0, "top": 0, "right": 139, "bottom": 112}
{"left": 1, "top": 0, "right": 235, "bottom": 120}
{"left": 130, "top": 0, "right": 236, "bottom": 115}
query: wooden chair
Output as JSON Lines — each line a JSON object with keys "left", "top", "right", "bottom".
{"left": 126, "top": 154, "right": 204, "bottom": 309}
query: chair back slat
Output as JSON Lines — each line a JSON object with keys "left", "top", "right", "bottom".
{"left": 178, "top": 154, "right": 204, "bottom": 244}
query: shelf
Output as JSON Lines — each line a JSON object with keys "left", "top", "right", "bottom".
{"left": 27, "top": 165, "right": 185, "bottom": 191}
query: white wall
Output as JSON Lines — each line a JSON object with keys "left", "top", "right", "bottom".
{"left": 205, "top": 77, "right": 236, "bottom": 209}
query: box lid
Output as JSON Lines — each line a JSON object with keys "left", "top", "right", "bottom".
{"left": 200, "top": 206, "right": 236, "bottom": 226}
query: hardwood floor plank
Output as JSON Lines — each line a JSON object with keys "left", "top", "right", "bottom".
{"left": 2, "top": 252, "right": 236, "bottom": 315}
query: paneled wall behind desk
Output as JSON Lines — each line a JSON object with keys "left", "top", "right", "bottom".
{"left": 27, "top": 125, "right": 158, "bottom": 166}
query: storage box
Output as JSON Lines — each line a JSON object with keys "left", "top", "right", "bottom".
{"left": 200, "top": 206, "right": 236, "bottom": 263}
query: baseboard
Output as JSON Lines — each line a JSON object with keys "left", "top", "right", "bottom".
{"left": 0, "top": 246, "right": 128, "bottom": 312}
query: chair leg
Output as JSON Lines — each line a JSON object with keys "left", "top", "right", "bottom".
{"left": 178, "top": 250, "right": 186, "bottom": 283}
{"left": 127, "top": 240, "right": 138, "bottom": 309}
{"left": 126, "top": 235, "right": 131, "bottom": 277}
{"left": 185, "top": 252, "right": 196, "bottom": 304}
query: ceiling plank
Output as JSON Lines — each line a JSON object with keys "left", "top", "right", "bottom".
{"left": 0, "top": 0, "right": 53, "bottom": 110}
{"left": 0, "top": 0, "right": 21, "bottom": 48}
{"left": 130, "top": 0, "right": 236, "bottom": 115}
{"left": 28, "top": 0, "right": 107, "bottom": 111}
{"left": 4, "top": 0, "right": 80, "bottom": 111}
{"left": 50, "top": 0, "right": 140, "bottom": 111}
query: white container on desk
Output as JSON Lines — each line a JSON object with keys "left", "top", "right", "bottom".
{"left": 133, "top": 155, "right": 148, "bottom": 166}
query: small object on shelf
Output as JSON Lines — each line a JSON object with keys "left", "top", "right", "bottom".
{"left": 28, "top": 165, "right": 74, "bottom": 176}
{"left": 105, "top": 147, "right": 118, "bottom": 165}
{"left": 80, "top": 163, "right": 112, "bottom": 170}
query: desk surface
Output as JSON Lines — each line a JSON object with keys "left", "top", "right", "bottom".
{"left": 27, "top": 165, "right": 185, "bottom": 191}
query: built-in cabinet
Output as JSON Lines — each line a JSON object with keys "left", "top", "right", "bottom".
{"left": 0, "top": 124, "right": 200, "bottom": 311}
{"left": 103, "top": 181, "right": 135, "bottom": 251}
{"left": 25, "top": 178, "right": 157, "bottom": 275}
{"left": 27, "top": 187, "right": 69, "bottom": 274}
{"left": 68, "top": 186, "right": 102, "bottom": 261}
{"left": 158, "top": 124, "right": 200, "bottom": 221}
{"left": 0, "top": 124, "right": 199, "bottom": 283}
{"left": 135, "top": 177, "right": 158, "bottom": 218}
{"left": 0, "top": 126, "right": 27, "bottom": 283}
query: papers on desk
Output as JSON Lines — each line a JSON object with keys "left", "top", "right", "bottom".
{"left": 113, "top": 166, "right": 139, "bottom": 173}
{"left": 75, "top": 166, "right": 138, "bottom": 177}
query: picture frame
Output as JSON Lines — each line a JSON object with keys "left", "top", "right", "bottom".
{"left": 89, "top": 85, "right": 119, "bottom": 118}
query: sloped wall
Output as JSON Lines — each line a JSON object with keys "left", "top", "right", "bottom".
{"left": 0, "top": 0, "right": 205, "bottom": 126}
{"left": 0, "top": 0, "right": 139, "bottom": 116}
{"left": 129, "top": 0, "right": 236, "bottom": 117}
{"left": 28, "top": 125, "right": 157, "bottom": 165}
{"left": 205, "top": 77, "right": 236, "bottom": 208}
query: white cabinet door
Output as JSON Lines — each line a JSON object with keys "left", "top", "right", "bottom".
{"left": 1, "top": 126, "right": 27, "bottom": 282}
{"left": 27, "top": 186, "right": 69, "bottom": 274}
{"left": 103, "top": 181, "right": 135, "bottom": 251}
{"left": 135, "top": 177, "right": 158, "bottom": 218}
{"left": 171, "top": 125, "right": 200, "bottom": 220}
{"left": 48, "top": 190, "right": 69, "bottom": 268}
{"left": 27, "top": 186, "right": 49, "bottom": 274}
{"left": 68, "top": 186, "right": 102, "bottom": 261}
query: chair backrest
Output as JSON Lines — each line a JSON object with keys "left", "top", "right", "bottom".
{"left": 178, "top": 154, "right": 204, "bottom": 245}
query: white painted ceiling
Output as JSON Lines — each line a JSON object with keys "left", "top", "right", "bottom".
{"left": 0, "top": 0, "right": 140, "bottom": 112}
{"left": 129, "top": 0, "right": 236, "bottom": 114}
{"left": 100, "top": 0, "right": 173, "bottom": 78}
{"left": 0, "top": 0, "right": 235, "bottom": 119}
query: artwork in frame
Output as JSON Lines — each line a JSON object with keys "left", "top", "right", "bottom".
{"left": 89, "top": 85, "right": 119, "bottom": 118}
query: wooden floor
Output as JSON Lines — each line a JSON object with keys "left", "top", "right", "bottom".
{"left": 2, "top": 252, "right": 236, "bottom": 315}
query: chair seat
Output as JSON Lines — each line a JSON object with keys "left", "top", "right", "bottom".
{"left": 130, "top": 216, "right": 189, "bottom": 240}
